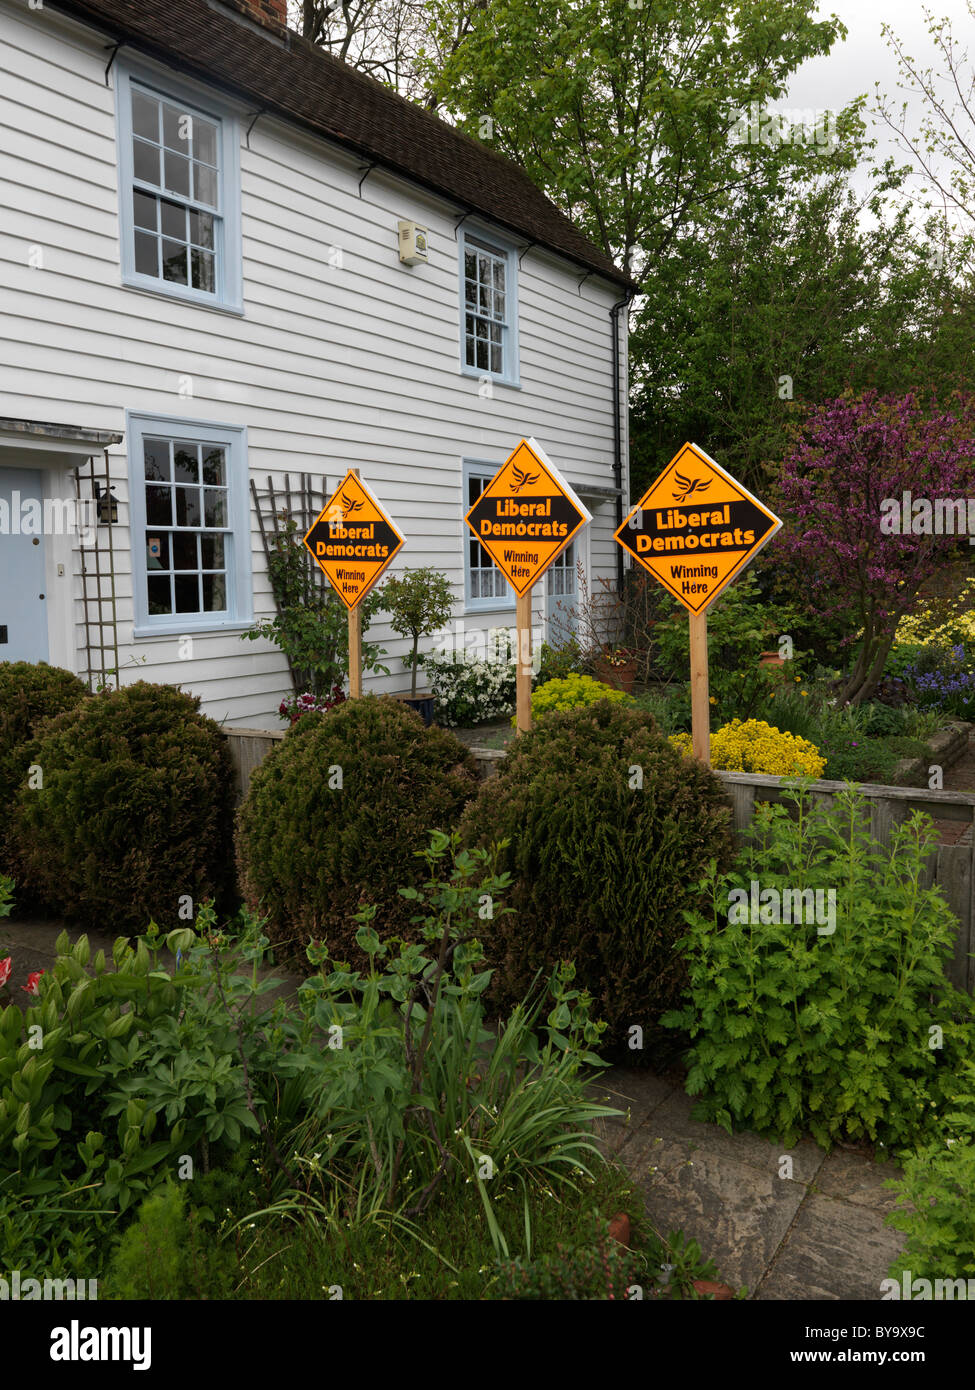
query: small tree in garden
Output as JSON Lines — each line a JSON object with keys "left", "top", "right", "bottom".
{"left": 775, "top": 389, "right": 975, "bottom": 704}
{"left": 380, "top": 568, "right": 453, "bottom": 696}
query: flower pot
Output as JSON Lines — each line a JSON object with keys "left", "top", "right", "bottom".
{"left": 391, "top": 691, "right": 436, "bottom": 726}
{"left": 595, "top": 658, "right": 637, "bottom": 693}
{"left": 758, "top": 651, "right": 785, "bottom": 668}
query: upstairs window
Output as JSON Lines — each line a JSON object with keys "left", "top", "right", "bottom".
{"left": 116, "top": 66, "right": 242, "bottom": 312}
{"left": 460, "top": 231, "right": 519, "bottom": 385}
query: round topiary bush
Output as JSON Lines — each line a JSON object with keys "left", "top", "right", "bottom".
{"left": 11, "top": 681, "right": 234, "bottom": 932}
{"left": 459, "top": 699, "right": 735, "bottom": 1061}
{"left": 235, "top": 694, "right": 480, "bottom": 964}
{"left": 0, "top": 662, "right": 89, "bottom": 873}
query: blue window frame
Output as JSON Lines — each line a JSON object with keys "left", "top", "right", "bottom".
{"left": 464, "top": 460, "right": 515, "bottom": 612}
{"left": 115, "top": 63, "right": 242, "bottom": 313}
{"left": 459, "top": 229, "right": 519, "bottom": 386}
{"left": 127, "top": 413, "right": 251, "bottom": 637}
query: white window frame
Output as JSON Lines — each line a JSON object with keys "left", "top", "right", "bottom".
{"left": 127, "top": 412, "right": 252, "bottom": 638}
{"left": 463, "top": 459, "right": 516, "bottom": 614}
{"left": 115, "top": 61, "right": 243, "bottom": 314}
{"left": 458, "top": 227, "right": 520, "bottom": 387}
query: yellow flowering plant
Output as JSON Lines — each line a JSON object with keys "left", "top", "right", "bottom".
{"left": 669, "top": 718, "right": 826, "bottom": 778}
{"left": 514, "top": 674, "right": 632, "bottom": 725}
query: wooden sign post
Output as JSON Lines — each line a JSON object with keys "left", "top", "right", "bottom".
{"left": 614, "top": 442, "right": 782, "bottom": 767}
{"left": 464, "top": 438, "right": 591, "bottom": 734}
{"left": 303, "top": 468, "right": 405, "bottom": 699}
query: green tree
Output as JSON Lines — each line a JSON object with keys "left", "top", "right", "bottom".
{"left": 380, "top": 567, "right": 454, "bottom": 695}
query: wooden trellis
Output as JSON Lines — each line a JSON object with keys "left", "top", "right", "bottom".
{"left": 249, "top": 471, "right": 331, "bottom": 693}
{"left": 73, "top": 452, "right": 120, "bottom": 691}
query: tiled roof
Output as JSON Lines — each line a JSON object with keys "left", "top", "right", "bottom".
{"left": 50, "top": 0, "right": 636, "bottom": 291}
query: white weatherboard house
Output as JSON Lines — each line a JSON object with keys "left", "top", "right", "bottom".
{"left": 0, "top": 0, "right": 635, "bottom": 728}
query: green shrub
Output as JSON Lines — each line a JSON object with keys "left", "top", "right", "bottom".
{"left": 460, "top": 700, "right": 735, "bottom": 1058}
{"left": 665, "top": 786, "right": 974, "bottom": 1150}
{"left": 235, "top": 695, "right": 479, "bottom": 963}
{"left": 102, "top": 1178, "right": 236, "bottom": 1299}
{"left": 516, "top": 673, "right": 632, "bottom": 725}
{"left": 535, "top": 638, "right": 587, "bottom": 687}
{"left": 11, "top": 682, "right": 234, "bottom": 932}
{"left": 0, "top": 662, "right": 88, "bottom": 872}
{"left": 884, "top": 1060, "right": 975, "bottom": 1295}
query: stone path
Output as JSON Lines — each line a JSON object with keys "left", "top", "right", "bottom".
{"left": 592, "top": 1068, "right": 906, "bottom": 1300}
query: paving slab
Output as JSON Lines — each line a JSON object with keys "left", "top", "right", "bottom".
{"left": 755, "top": 1192, "right": 907, "bottom": 1301}
{"left": 623, "top": 1126, "right": 809, "bottom": 1291}
{"left": 599, "top": 1066, "right": 908, "bottom": 1300}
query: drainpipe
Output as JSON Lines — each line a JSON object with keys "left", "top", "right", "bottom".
{"left": 610, "top": 289, "right": 635, "bottom": 596}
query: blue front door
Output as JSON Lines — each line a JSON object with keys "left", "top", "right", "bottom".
{"left": 0, "top": 468, "right": 49, "bottom": 663}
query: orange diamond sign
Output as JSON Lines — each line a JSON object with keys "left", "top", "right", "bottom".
{"left": 615, "top": 443, "right": 781, "bottom": 614}
{"left": 303, "top": 471, "right": 405, "bottom": 610}
{"left": 464, "top": 438, "right": 591, "bottom": 596}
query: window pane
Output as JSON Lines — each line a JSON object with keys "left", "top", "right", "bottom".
{"left": 490, "top": 341, "right": 502, "bottom": 375}
{"left": 146, "top": 532, "right": 169, "bottom": 569}
{"left": 194, "top": 120, "right": 218, "bottom": 165}
{"left": 144, "top": 440, "right": 170, "bottom": 482}
{"left": 164, "top": 151, "right": 190, "bottom": 197}
{"left": 174, "top": 575, "right": 200, "bottom": 613}
{"left": 201, "top": 447, "right": 225, "bottom": 486}
{"left": 134, "top": 231, "right": 159, "bottom": 277}
{"left": 133, "top": 139, "right": 160, "bottom": 186}
{"left": 191, "top": 249, "right": 215, "bottom": 293}
{"left": 147, "top": 574, "right": 172, "bottom": 615}
{"left": 201, "top": 533, "right": 225, "bottom": 568}
{"left": 204, "top": 489, "right": 227, "bottom": 526}
{"left": 189, "top": 209, "right": 214, "bottom": 249}
{"left": 160, "top": 198, "right": 185, "bottom": 240}
{"left": 162, "top": 240, "right": 188, "bottom": 284}
{"left": 174, "top": 488, "right": 201, "bottom": 526}
{"left": 132, "top": 90, "right": 159, "bottom": 141}
{"left": 202, "top": 572, "right": 227, "bottom": 612}
{"left": 193, "top": 163, "right": 218, "bottom": 207}
{"left": 172, "top": 532, "right": 198, "bottom": 570}
{"left": 133, "top": 190, "right": 157, "bottom": 230}
{"left": 145, "top": 485, "right": 172, "bottom": 525}
{"left": 173, "top": 444, "right": 199, "bottom": 484}
{"left": 162, "top": 103, "right": 189, "bottom": 152}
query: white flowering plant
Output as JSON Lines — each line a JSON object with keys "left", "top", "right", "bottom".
{"left": 420, "top": 628, "right": 524, "bottom": 727}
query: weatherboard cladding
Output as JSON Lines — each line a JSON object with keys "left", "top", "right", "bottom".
{"left": 48, "top": 0, "right": 635, "bottom": 291}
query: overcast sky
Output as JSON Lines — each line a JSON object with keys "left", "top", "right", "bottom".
{"left": 783, "top": 0, "right": 973, "bottom": 205}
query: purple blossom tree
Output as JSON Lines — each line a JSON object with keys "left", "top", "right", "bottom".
{"left": 775, "top": 390, "right": 975, "bottom": 705}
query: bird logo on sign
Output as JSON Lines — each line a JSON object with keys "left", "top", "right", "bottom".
{"left": 509, "top": 464, "right": 540, "bottom": 491}
{"left": 672, "top": 472, "right": 711, "bottom": 503}
{"left": 340, "top": 492, "right": 364, "bottom": 514}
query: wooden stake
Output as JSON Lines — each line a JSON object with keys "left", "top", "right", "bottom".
{"left": 348, "top": 603, "right": 362, "bottom": 698}
{"left": 347, "top": 466, "right": 362, "bottom": 698}
{"left": 516, "top": 589, "right": 532, "bottom": 733}
{"left": 689, "top": 609, "right": 710, "bottom": 765}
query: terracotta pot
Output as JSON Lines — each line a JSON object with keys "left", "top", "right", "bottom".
{"left": 692, "top": 1279, "right": 735, "bottom": 1300}
{"left": 595, "top": 658, "right": 637, "bottom": 693}
{"left": 758, "top": 651, "right": 784, "bottom": 668}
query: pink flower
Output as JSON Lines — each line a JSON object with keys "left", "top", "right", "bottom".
{"left": 0, "top": 957, "right": 11, "bottom": 988}
{"left": 21, "top": 970, "right": 44, "bottom": 996}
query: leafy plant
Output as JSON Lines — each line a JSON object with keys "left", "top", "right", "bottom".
{"left": 884, "top": 1059, "right": 975, "bottom": 1292}
{"left": 665, "top": 786, "right": 974, "bottom": 1149}
{"left": 102, "top": 1177, "right": 236, "bottom": 1300}
{"left": 460, "top": 699, "right": 735, "bottom": 1060}
{"left": 380, "top": 568, "right": 454, "bottom": 697}
{"left": 420, "top": 634, "right": 519, "bottom": 726}
{"left": 235, "top": 694, "right": 480, "bottom": 965}
{"left": 242, "top": 515, "right": 388, "bottom": 696}
{"left": 242, "top": 832, "right": 620, "bottom": 1256}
